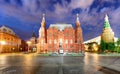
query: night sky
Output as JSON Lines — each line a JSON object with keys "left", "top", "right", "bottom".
{"left": 0, "top": 0, "right": 120, "bottom": 41}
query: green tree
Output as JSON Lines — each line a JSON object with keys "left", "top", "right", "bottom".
{"left": 107, "top": 43, "right": 115, "bottom": 52}
{"left": 116, "top": 38, "right": 120, "bottom": 53}
{"left": 100, "top": 40, "right": 115, "bottom": 52}
{"left": 100, "top": 40, "right": 106, "bottom": 52}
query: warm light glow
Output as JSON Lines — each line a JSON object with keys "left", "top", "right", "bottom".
{"left": 70, "top": 39, "right": 73, "bottom": 44}
{"left": 0, "top": 41, "right": 6, "bottom": 45}
{"left": 84, "top": 45, "right": 88, "bottom": 51}
{"left": 93, "top": 43, "right": 99, "bottom": 51}
{"left": 41, "top": 39, "right": 43, "bottom": 44}
{"left": 49, "top": 39, "right": 52, "bottom": 44}
{"left": 65, "top": 40, "right": 68, "bottom": 44}
{"left": 93, "top": 43, "right": 96, "bottom": 47}
{"left": 94, "top": 47, "right": 98, "bottom": 51}
{"left": 54, "top": 39, "right": 57, "bottom": 44}
{"left": 27, "top": 41, "right": 31, "bottom": 44}
{"left": 59, "top": 38, "right": 62, "bottom": 43}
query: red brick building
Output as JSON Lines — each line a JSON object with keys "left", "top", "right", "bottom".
{"left": 37, "top": 14, "right": 84, "bottom": 53}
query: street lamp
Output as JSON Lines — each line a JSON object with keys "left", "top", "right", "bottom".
{"left": 54, "top": 39, "right": 57, "bottom": 53}
{"left": 0, "top": 41, "right": 6, "bottom": 45}
{"left": 78, "top": 41, "right": 81, "bottom": 53}
{"left": 27, "top": 41, "right": 31, "bottom": 52}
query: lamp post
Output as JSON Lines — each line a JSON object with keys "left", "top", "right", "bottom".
{"left": 0, "top": 40, "right": 6, "bottom": 53}
{"left": 54, "top": 39, "right": 57, "bottom": 53}
{"left": 65, "top": 39, "right": 68, "bottom": 53}
{"left": 78, "top": 41, "right": 81, "bottom": 53}
{"left": 27, "top": 41, "right": 31, "bottom": 52}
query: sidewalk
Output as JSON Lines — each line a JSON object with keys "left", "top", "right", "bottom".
{"left": 98, "top": 53, "right": 120, "bottom": 72}
{"left": 103, "top": 59, "right": 120, "bottom": 72}
{"left": 99, "top": 53, "right": 120, "bottom": 56}
{"left": 86, "top": 52, "right": 120, "bottom": 72}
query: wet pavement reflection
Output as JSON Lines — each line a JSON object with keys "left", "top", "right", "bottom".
{"left": 0, "top": 53, "right": 120, "bottom": 74}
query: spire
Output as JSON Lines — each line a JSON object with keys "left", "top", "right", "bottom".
{"left": 32, "top": 32, "right": 36, "bottom": 37}
{"left": 104, "top": 14, "right": 111, "bottom": 29}
{"left": 41, "top": 13, "right": 46, "bottom": 27}
{"left": 42, "top": 13, "right": 45, "bottom": 22}
{"left": 76, "top": 14, "right": 80, "bottom": 27}
{"left": 76, "top": 14, "right": 80, "bottom": 22}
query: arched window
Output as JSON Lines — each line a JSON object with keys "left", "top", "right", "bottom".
{"left": 70, "top": 39, "right": 73, "bottom": 44}
{"left": 65, "top": 39, "right": 68, "bottom": 44}
{"left": 3, "top": 28, "right": 7, "bottom": 32}
{"left": 54, "top": 39, "right": 57, "bottom": 44}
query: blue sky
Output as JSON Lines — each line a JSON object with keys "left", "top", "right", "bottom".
{"left": 0, "top": 0, "right": 120, "bottom": 41}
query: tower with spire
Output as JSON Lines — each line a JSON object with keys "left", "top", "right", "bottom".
{"left": 28, "top": 32, "right": 36, "bottom": 52}
{"left": 31, "top": 32, "right": 36, "bottom": 44}
{"left": 37, "top": 14, "right": 47, "bottom": 53}
{"left": 101, "top": 14, "right": 114, "bottom": 43}
{"left": 101, "top": 14, "right": 115, "bottom": 51}
{"left": 75, "top": 14, "right": 84, "bottom": 51}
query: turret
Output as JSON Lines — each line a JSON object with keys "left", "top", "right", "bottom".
{"left": 32, "top": 32, "right": 36, "bottom": 38}
{"left": 41, "top": 14, "right": 46, "bottom": 27}
{"left": 75, "top": 14, "right": 83, "bottom": 42}
{"left": 76, "top": 14, "right": 80, "bottom": 27}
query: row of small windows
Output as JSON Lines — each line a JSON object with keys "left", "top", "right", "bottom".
{"left": 49, "top": 27, "right": 73, "bottom": 30}
{"left": 48, "top": 39, "right": 73, "bottom": 44}
{"left": 0, "top": 37, "right": 18, "bottom": 41}
{"left": 0, "top": 28, "right": 14, "bottom": 35}
{"left": 47, "top": 33, "right": 74, "bottom": 37}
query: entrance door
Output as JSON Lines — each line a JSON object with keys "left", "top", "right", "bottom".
{"left": 59, "top": 38, "right": 63, "bottom": 54}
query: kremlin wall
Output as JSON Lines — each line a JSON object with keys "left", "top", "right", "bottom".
{"left": 0, "top": 14, "right": 119, "bottom": 53}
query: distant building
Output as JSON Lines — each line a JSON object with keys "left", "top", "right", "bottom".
{"left": 37, "top": 14, "right": 84, "bottom": 53}
{"left": 0, "top": 25, "right": 21, "bottom": 53}
{"left": 20, "top": 40, "right": 28, "bottom": 52}
{"left": 84, "top": 36, "right": 118, "bottom": 52}
{"left": 84, "top": 36, "right": 118, "bottom": 44}
{"left": 84, "top": 36, "right": 101, "bottom": 45}
{"left": 27, "top": 32, "right": 37, "bottom": 52}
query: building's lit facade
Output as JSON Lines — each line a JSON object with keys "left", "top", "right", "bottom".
{"left": 84, "top": 36, "right": 118, "bottom": 52}
{"left": 0, "top": 25, "right": 21, "bottom": 53}
{"left": 27, "top": 32, "right": 37, "bottom": 52}
{"left": 37, "top": 14, "right": 84, "bottom": 53}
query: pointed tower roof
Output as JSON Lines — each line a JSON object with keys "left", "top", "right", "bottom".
{"left": 76, "top": 13, "right": 80, "bottom": 27}
{"left": 104, "top": 14, "right": 111, "bottom": 29}
{"left": 41, "top": 13, "right": 46, "bottom": 27}
{"left": 42, "top": 13, "right": 45, "bottom": 22}
{"left": 32, "top": 32, "right": 36, "bottom": 38}
{"left": 76, "top": 14, "right": 80, "bottom": 22}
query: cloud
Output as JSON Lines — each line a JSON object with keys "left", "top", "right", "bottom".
{"left": 110, "top": 7, "right": 120, "bottom": 25}
{"left": 54, "top": 3, "right": 69, "bottom": 18}
{"left": 0, "top": 0, "right": 120, "bottom": 40}
{"left": 0, "top": 2, "right": 40, "bottom": 23}
{"left": 69, "top": 0, "right": 94, "bottom": 9}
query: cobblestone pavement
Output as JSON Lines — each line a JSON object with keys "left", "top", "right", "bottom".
{"left": 0, "top": 53, "right": 120, "bottom": 74}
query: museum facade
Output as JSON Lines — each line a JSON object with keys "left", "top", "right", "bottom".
{"left": 37, "top": 14, "right": 84, "bottom": 53}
